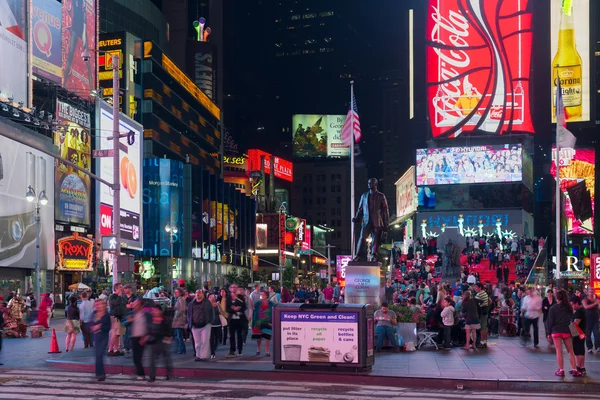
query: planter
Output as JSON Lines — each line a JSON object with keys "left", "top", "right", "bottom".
{"left": 396, "top": 322, "right": 417, "bottom": 346}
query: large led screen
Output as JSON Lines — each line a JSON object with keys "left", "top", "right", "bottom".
{"left": 416, "top": 145, "right": 523, "bottom": 186}
{"left": 96, "top": 100, "right": 143, "bottom": 250}
{"left": 0, "top": 0, "right": 27, "bottom": 103}
{"left": 31, "top": 0, "right": 63, "bottom": 83}
{"left": 426, "top": 0, "right": 534, "bottom": 138}
{"left": 551, "top": 148, "right": 595, "bottom": 235}
{"left": 292, "top": 114, "right": 349, "bottom": 158}
{"left": 551, "top": 0, "right": 590, "bottom": 123}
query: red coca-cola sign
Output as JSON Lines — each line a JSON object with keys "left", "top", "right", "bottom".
{"left": 426, "top": 0, "right": 534, "bottom": 138}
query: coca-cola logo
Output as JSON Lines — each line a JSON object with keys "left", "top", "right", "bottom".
{"left": 490, "top": 105, "right": 503, "bottom": 120}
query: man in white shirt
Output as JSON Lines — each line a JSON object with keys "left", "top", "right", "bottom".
{"left": 78, "top": 291, "right": 94, "bottom": 348}
{"left": 520, "top": 289, "right": 542, "bottom": 348}
{"left": 467, "top": 273, "right": 477, "bottom": 285}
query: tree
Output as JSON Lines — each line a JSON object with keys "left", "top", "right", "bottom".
{"left": 238, "top": 269, "right": 252, "bottom": 289}
{"left": 225, "top": 269, "right": 240, "bottom": 286}
{"left": 283, "top": 266, "right": 295, "bottom": 289}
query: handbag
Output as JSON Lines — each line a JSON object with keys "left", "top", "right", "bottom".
{"left": 219, "top": 314, "right": 228, "bottom": 327}
{"left": 569, "top": 322, "right": 584, "bottom": 338}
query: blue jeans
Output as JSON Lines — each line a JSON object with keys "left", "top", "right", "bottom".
{"left": 123, "top": 325, "right": 131, "bottom": 351}
{"left": 173, "top": 328, "right": 186, "bottom": 354}
{"left": 94, "top": 334, "right": 108, "bottom": 377}
{"left": 376, "top": 325, "right": 398, "bottom": 349}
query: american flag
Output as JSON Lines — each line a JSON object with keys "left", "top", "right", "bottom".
{"left": 341, "top": 90, "right": 362, "bottom": 147}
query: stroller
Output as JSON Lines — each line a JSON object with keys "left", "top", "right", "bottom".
{"left": 499, "top": 305, "right": 517, "bottom": 336}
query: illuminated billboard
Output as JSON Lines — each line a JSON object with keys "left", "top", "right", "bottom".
{"left": 96, "top": 100, "right": 143, "bottom": 250}
{"left": 395, "top": 166, "right": 417, "bottom": 221}
{"left": 0, "top": 0, "right": 27, "bottom": 103}
{"left": 54, "top": 100, "right": 91, "bottom": 226}
{"left": 426, "top": 0, "right": 534, "bottom": 138}
{"left": 247, "top": 149, "right": 293, "bottom": 182}
{"left": 416, "top": 145, "right": 523, "bottom": 186}
{"left": 551, "top": 148, "right": 595, "bottom": 235}
{"left": 551, "top": 0, "right": 590, "bottom": 123}
{"left": 292, "top": 114, "right": 349, "bottom": 158}
{"left": 62, "top": 0, "right": 96, "bottom": 100}
{"left": 31, "top": 0, "right": 63, "bottom": 83}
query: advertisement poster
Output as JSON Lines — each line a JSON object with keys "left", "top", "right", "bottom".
{"left": 591, "top": 254, "right": 600, "bottom": 297}
{"left": 336, "top": 255, "right": 351, "bottom": 287}
{"left": 395, "top": 166, "right": 417, "bottom": 221}
{"left": 0, "top": 135, "right": 55, "bottom": 268}
{"left": 141, "top": 158, "right": 184, "bottom": 257}
{"left": 292, "top": 115, "right": 349, "bottom": 158}
{"left": 31, "top": 0, "right": 62, "bottom": 83}
{"left": 186, "top": 41, "right": 216, "bottom": 101}
{"left": 96, "top": 100, "right": 143, "bottom": 250}
{"left": 280, "top": 311, "right": 358, "bottom": 364}
{"left": 550, "top": 148, "right": 595, "bottom": 234}
{"left": 416, "top": 145, "right": 523, "bottom": 186}
{"left": 54, "top": 100, "right": 91, "bottom": 225}
{"left": 551, "top": 0, "right": 590, "bottom": 123}
{"left": 57, "top": 233, "right": 93, "bottom": 271}
{"left": 344, "top": 264, "right": 381, "bottom": 306}
{"left": 0, "top": 0, "right": 27, "bottom": 103}
{"left": 62, "top": 0, "right": 96, "bottom": 100}
{"left": 247, "top": 149, "right": 293, "bottom": 182}
{"left": 426, "top": 0, "right": 534, "bottom": 137}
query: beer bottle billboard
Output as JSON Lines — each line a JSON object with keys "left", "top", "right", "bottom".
{"left": 551, "top": 0, "right": 590, "bottom": 123}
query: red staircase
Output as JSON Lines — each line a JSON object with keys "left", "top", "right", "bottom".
{"left": 466, "top": 259, "right": 518, "bottom": 285}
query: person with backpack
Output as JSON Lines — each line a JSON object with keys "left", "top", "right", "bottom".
{"left": 474, "top": 283, "right": 490, "bottom": 348}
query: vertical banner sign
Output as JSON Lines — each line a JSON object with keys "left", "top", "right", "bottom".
{"left": 186, "top": 41, "right": 216, "bottom": 102}
{"left": 592, "top": 254, "right": 600, "bottom": 297}
{"left": 551, "top": 0, "right": 590, "bottom": 123}
{"left": 426, "top": 0, "right": 534, "bottom": 138}
{"left": 279, "top": 213, "right": 286, "bottom": 271}
{"left": 55, "top": 100, "right": 91, "bottom": 225}
{"left": 0, "top": 0, "right": 27, "bottom": 103}
{"left": 31, "top": 0, "right": 63, "bottom": 83}
{"left": 62, "top": 0, "right": 96, "bottom": 100}
{"left": 336, "top": 255, "right": 352, "bottom": 287}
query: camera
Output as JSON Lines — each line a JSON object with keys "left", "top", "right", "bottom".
{"left": 81, "top": 49, "right": 91, "bottom": 62}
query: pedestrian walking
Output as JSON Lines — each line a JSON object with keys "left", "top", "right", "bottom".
{"left": 252, "top": 290, "right": 274, "bottom": 356}
{"left": 64, "top": 296, "right": 81, "bottom": 352}
{"left": 187, "top": 290, "right": 214, "bottom": 361}
{"left": 123, "top": 284, "right": 137, "bottom": 354}
{"left": 172, "top": 288, "right": 187, "bottom": 354}
{"left": 79, "top": 292, "right": 94, "bottom": 348}
{"left": 521, "top": 289, "right": 542, "bottom": 348}
{"left": 571, "top": 296, "right": 587, "bottom": 376}
{"left": 547, "top": 289, "right": 581, "bottom": 377}
{"left": 125, "top": 298, "right": 150, "bottom": 380}
{"left": 147, "top": 305, "right": 173, "bottom": 382}
{"left": 219, "top": 288, "right": 230, "bottom": 345}
{"left": 208, "top": 294, "right": 222, "bottom": 359}
{"left": 583, "top": 288, "right": 600, "bottom": 353}
{"left": 38, "top": 293, "right": 52, "bottom": 329}
{"left": 542, "top": 289, "right": 555, "bottom": 347}
{"left": 227, "top": 289, "right": 247, "bottom": 357}
{"left": 91, "top": 299, "right": 111, "bottom": 381}
{"left": 108, "top": 283, "right": 127, "bottom": 356}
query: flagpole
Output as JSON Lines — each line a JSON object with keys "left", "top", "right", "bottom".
{"left": 555, "top": 79, "right": 561, "bottom": 288}
{"left": 350, "top": 81, "right": 356, "bottom": 259}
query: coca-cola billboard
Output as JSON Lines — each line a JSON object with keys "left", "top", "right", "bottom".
{"left": 426, "top": 0, "right": 534, "bottom": 138}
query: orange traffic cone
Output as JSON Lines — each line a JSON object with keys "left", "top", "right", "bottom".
{"left": 48, "top": 328, "right": 61, "bottom": 353}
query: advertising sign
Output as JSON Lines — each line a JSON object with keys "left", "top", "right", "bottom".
{"left": 0, "top": 0, "right": 27, "bottom": 103}
{"left": 550, "top": 148, "right": 595, "bottom": 234}
{"left": 344, "top": 264, "right": 381, "bottom": 306}
{"left": 280, "top": 311, "right": 358, "bottom": 364}
{"left": 247, "top": 149, "right": 293, "bottom": 182}
{"left": 292, "top": 114, "right": 349, "bottom": 158}
{"left": 31, "top": 0, "right": 62, "bottom": 83}
{"left": 141, "top": 158, "right": 184, "bottom": 257}
{"left": 426, "top": 0, "right": 534, "bottom": 138}
{"left": 551, "top": 0, "right": 590, "bottom": 123}
{"left": 416, "top": 145, "right": 523, "bottom": 186}
{"left": 57, "top": 233, "right": 93, "bottom": 271}
{"left": 297, "top": 219, "right": 310, "bottom": 250}
{"left": 62, "top": 0, "right": 96, "bottom": 100}
{"left": 0, "top": 135, "right": 54, "bottom": 268}
{"left": 96, "top": 100, "right": 143, "bottom": 250}
{"left": 591, "top": 254, "right": 600, "bottom": 297}
{"left": 55, "top": 100, "right": 91, "bottom": 225}
{"left": 186, "top": 41, "right": 216, "bottom": 101}
{"left": 395, "top": 166, "right": 417, "bottom": 220}
{"left": 97, "top": 33, "right": 125, "bottom": 98}
{"left": 336, "top": 255, "right": 351, "bottom": 287}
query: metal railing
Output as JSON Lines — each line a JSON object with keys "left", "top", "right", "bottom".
{"left": 524, "top": 237, "right": 548, "bottom": 287}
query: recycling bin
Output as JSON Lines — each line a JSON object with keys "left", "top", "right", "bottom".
{"left": 273, "top": 303, "right": 375, "bottom": 372}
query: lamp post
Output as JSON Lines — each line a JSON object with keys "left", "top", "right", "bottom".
{"left": 165, "top": 223, "right": 178, "bottom": 286}
{"left": 26, "top": 153, "right": 48, "bottom": 304}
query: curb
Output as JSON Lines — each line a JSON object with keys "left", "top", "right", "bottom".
{"left": 45, "top": 360, "right": 600, "bottom": 393}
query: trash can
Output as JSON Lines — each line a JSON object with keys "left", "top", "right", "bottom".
{"left": 273, "top": 303, "right": 375, "bottom": 372}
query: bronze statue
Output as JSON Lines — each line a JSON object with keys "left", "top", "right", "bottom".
{"left": 352, "top": 178, "right": 390, "bottom": 262}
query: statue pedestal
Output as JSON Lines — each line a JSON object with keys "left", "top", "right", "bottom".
{"left": 345, "top": 261, "right": 382, "bottom": 307}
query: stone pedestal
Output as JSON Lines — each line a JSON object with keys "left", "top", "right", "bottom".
{"left": 345, "top": 261, "right": 382, "bottom": 307}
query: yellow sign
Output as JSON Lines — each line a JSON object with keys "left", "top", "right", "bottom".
{"left": 223, "top": 156, "right": 246, "bottom": 166}
{"left": 161, "top": 53, "right": 220, "bottom": 120}
{"left": 99, "top": 38, "right": 122, "bottom": 48}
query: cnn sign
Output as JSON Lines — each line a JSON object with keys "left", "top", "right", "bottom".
{"left": 591, "top": 254, "right": 600, "bottom": 297}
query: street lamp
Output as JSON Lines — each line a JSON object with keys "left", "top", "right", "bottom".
{"left": 165, "top": 223, "right": 178, "bottom": 285}
{"left": 25, "top": 153, "right": 47, "bottom": 304}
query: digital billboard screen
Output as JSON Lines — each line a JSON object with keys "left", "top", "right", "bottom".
{"left": 0, "top": 0, "right": 27, "bottom": 103}
{"left": 426, "top": 0, "right": 534, "bottom": 138}
{"left": 395, "top": 166, "right": 417, "bottom": 221}
{"left": 551, "top": 148, "right": 595, "bottom": 235}
{"left": 292, "top": 114, "right": 349, "bottom": 158}
{"left": 416, "top": 145, "right": 523, "bottom": 186}
{"left": 551, "top": 0, "right": 590, "bottom": 123}
{"left": 31, "top": 0, "right": 63, "bottom": 83}
{"left": 247, "top": 149, "right": 293, "bottom": 182}
{"left": 96, "top": 100, "right": 143, "bottom": 250}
